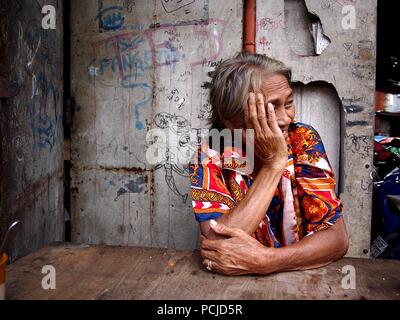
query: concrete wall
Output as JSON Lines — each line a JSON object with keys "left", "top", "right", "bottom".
{"left": 70, "top": 0, "right": 376, "bottom": 257}
{"left": 70, "top": 0, "right": 242, "bottom": 249}
{"left": 0, "top": 0, "right": 64, "bottom": 260}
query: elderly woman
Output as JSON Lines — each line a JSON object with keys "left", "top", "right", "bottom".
{"left": 189, "top": 52, "right": 349, "bottom": 276}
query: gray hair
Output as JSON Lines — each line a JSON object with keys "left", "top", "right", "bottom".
{"left": 208, "top": 52, "right": 291, "bottom": 129}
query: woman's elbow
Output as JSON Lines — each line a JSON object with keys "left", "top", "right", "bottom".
{"left": 327, "top": 217, "right": 349, "bottom": 260}
{"left": 338, "top": 233, "right": 349, "bottom": 258}
{"left": 199, "top": 221, "right": 224, "bottom": 240}
{"left": 335, "top": 225, "right": 349, "bottom": 259}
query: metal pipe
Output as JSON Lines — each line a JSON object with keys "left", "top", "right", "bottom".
{"left": 243, "top": 0, "right": 256, "bottom": 53}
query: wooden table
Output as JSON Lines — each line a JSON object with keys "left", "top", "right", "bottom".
{"left": 5, "top": 243, "right": 400, "bottom": 300}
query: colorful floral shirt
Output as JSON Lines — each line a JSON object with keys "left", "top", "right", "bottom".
{"left": 189, "top": 121, "right": 342, "bottom": 248}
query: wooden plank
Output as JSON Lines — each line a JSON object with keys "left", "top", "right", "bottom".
{"left": 5, "top": 243, "right": 400, "bottom": 300}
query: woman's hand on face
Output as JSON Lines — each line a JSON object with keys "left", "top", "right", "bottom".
{"left": 244, "top": 92, "right": 288, "bottom": 170}
{"left": 200, "top": 220, "right": 276, "bottom": 276}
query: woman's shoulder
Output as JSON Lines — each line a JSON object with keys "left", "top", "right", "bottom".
{"left": 288, "top": 121, "right": 329, "bottom": 165}
{"left": 288, "top": 121, "right": 323, "bottom": 146}
{"left": 288, "top": 121, "right": 320, "bottom": 135}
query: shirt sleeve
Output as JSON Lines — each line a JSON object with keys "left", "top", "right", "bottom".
{"left": 291, "top": 123, "right": 343, "bottom": 235}
{"left": 189, "top": 158, "right": 236, "bottom": 223}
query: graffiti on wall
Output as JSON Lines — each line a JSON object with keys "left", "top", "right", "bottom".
{"left": 147, "top": 112, "right": 204, "bottom": 203}
{"left": 97, "top": 0, "right": 209, "bottom": 32}
{"left": 29, "top": 69, "right": 62, "bottom": 150}
{"left": 87, "top": 2, "right": 228, "bottom": 202}
{"left": 20, "top": 20, "right": 62, "bottom": 150}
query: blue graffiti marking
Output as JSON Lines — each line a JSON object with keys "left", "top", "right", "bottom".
{"left": 117, "top": 35, "right": 144, "bottom": 53}
{"left": 121, "top": 79, "right": 152, "bottom": 130}
{"left": 94, "top": 49, "right": 177, "bottom": 79}
{"left": 29, "top": 72, "right": 62, "bottom": 150}
{"left": 96, "top": 6, "right": 125, "bottom": 31}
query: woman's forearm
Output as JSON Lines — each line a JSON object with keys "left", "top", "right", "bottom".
{"left": 202, "top": 166, "right": 284, "bottom": 239}
{"left": 258, "top": 217, "right": 349, "bottom": 274}
{"left": 201, "top": 92, "right": 289, "bottom": 240}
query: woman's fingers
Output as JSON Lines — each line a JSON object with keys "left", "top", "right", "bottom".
{"left": 247, "top": 93, "right": 279, "bottom": 136}
{"left": 201, "top": 238, "right": 220, "bottom": 250}
{"left": 248, "top": 93, "right": 262, "bottom": 134}
{"left": 255, "top": 93, "right": 271, "bottom": 135}
{"left": 244, "top": 94, "right": 251, "bottom": 129}
{"left": 266, "top": 102, "right": 281, "bottom": 134}
{"left": 209, "top": 219, "right": 241, "bottom": 238}
{"left": 201, "top": 248, "right": 218, "bottom": 261}
{"left": 202, "top": 259, "right": 223, "bottom": 273}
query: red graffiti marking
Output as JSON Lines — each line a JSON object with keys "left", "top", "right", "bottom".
{"left": 94, "top": 30, "right": 144, "bottom": 79}
{"left": 256, "top": 15, "right": 284, "bottom": 32}
{"left": 93, "top": 25, "right": 179, "bottom": 80}
{"left": 91, "top": 19, "right": 226, "bottom": 80}
{"left": 258, "top": 36, "right": 271, "bottom": 52}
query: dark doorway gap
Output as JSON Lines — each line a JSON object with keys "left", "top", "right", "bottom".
{"left": 63, "top": 0, "right": 72, "bottom": 242}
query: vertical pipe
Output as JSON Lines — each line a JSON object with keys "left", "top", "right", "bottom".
{"left": 243, "top": 0, "right": 256, "bottom": 53}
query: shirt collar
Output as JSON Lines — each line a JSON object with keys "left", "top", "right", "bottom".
{"left": 199, "top": 143, "right": 254, "bottom": 176}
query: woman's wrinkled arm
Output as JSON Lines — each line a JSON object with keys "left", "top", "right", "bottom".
{"left": 200, "top": 217, "right": 348, "bottom": 275}
{"left": 260, "top": 216, "right": 349, "bottom": 273}
{"left": 200, "top": 166, "right": 283, "bottom": 240}
{"left": 200, "top": 93, "right": 287, "bottom": 240}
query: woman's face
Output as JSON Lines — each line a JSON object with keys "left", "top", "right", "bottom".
{"left": 224, "top": 73, "right": 295, "bottom": 141}
{"left": 260, "top": 73, "right": 295, "bottom": 140}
